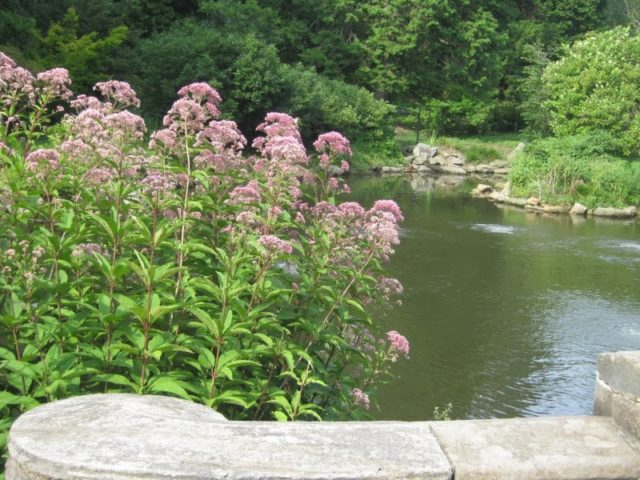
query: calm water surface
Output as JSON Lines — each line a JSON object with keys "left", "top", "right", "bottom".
{"left": 349, "top": 174, "right": 640, "bottom": 420}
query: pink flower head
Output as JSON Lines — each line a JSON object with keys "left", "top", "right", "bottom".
{"left": 338, "top": 201, "right": 366, "bottom": 218}
{"left": 94, "top": 80, "right": 140, "bottom": 108}
{"left": 351, "top": 388, "right": 370, "bottom": 410}
{"left": 105, "top": 111, "right": 146, "bottom": 140}
{"left": 140, "top": 171, "right": 178, "bottom": 194}
{"left": 378, "top": 276, "right": 404, "bottom": 298}
{"left": 70, "top": 94, "right": 104, "bottom": 111}
{"left": 163, "top": 98, "right": 206, "bottom": 133}
{"left": 369, "top": 200, "right": 404, "bottom": 223}
{"left": 84, "top": 167, "right": 116, "bottom": 185}
{"left": 256, "top": 112, "right": 301, "bottom": 140}
{"left": 72, "top": 243, "right": 104, "bottom": 257}
{"left": 25, "top": 149, "right": 60, "bottom": 173}
{"left": 37, "top": 68, "right": 72, "bottom": 100}
{"left": 257, "top": 135, "right": 308, "bottom": 165}
{"left": 387, "top": 330, "right": 410, "bottom": 357}
{"left": 313, "top": 131, "right": 352, "bottom": 157}
{"left": 258, "top": 235, "right": 293, "bottom": 255}
{"left": 0, "top": 60, "right": 35, "bottom": 101}
{"left": 0, "top": 52, "right": 16, "bottom": 68}
{"left": 227, "top": 180, "right": 261, "bottom": 205}
{"left": 196, "top": 120, "right": 246, "bottom": 152}
{"left": 149, "top": 128, "right": 177, "bottom": 150}
{"left": 178, "top": 82, "right": 221, "bottom": 103}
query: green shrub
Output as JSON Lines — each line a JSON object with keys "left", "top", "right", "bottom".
{"left": 541, "top": 27, "right": 640, "bottom": 156}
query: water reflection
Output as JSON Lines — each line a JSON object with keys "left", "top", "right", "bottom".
{"left": 347, "top": 174, "right": 640, "bottom": 420}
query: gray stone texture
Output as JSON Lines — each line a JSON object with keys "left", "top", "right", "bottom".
{"left": 431, "top": 416, "right": 640, "bottom": 480}
{"left": 596, "top": 351, "right": 640, "bottom": 439}
{"left": 570, "top": 202, "right": 588, "bottom": 215}
{"left": 597, "top": 351, "right": 640, "bottom": 398}
{"left": 7, "top": 394, "right": 452, "bottom": 480}
{"left": 592, "top": 206, "right": 637, "bottom": 218}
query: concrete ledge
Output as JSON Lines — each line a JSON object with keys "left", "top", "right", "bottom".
{"left": 8, "top": 351, "right": 640, "bottom": 480}
{"left": 431, "top": 416, "right": 640, "bottom": 480}
{"left": 597, "top": 351, "right": 640, "bottom": 399}
{"left": 7, "top": 394, "right": 452, "bottom": 480}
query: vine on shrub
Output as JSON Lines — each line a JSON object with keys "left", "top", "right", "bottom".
{"left": 0, "top": 53, "right": 408, "bottom": 457}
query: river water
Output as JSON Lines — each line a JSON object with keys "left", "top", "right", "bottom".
{"left": 348, "top": 174, "right": 640, "bottom": 421}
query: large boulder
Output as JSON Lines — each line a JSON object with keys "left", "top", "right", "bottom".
{"left": 570, "top": 203, "right": 588, "bottom": 216}
{"left": 413, "top": 143, "right": 438, "bottom": 160}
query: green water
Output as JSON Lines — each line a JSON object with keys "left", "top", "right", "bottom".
{"left": 349, "top": 174, "right": 640, "bottom": 420}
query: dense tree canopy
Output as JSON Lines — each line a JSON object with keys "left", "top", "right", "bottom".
{"left": 0, "top": 0, "right": 629, "bottom": 139}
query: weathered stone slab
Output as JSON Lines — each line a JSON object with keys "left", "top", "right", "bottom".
{"left": 7, "top": 394, "right": 452, "bottom": 480}
{"left": 503, "top": 197, "right": 528, "bottom": 207}
{"left": 431, "top": 416, "right": 640, "bottom": 480}
{"left": 597, "top": 351, "right": 640, "bottom": 399}
{"left": 592, "top": 206, "right": 637, "bottom": 218}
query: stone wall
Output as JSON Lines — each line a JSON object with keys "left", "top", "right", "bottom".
{"left": 6, "top": 351, "right": 640, "bottom": 480}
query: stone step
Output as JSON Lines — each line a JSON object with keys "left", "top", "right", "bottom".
{"left": 7, "top": 394, "right": 452, "bottom": 480}
{"left": 431, "top": 416, "right": 640, "bottom": 480}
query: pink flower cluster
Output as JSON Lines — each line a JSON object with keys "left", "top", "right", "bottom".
{"left": 72, "top": 243, "right": 104, "bottom": 257}
{"left": 259, "top": 235, "right": 293, "bottom": 255}
{"left": 196, "top": 120, "right": 246, "bottom": 153}
{"left": 70, "top": 94, "right": 104, "bottom": 112}
{"left": 0, "top": 52, "right": 35, "bottom": 104}
{"left": 387, "top": 330, "right": 410, "bottom": 358}
{"left": 140, "top": 171, "right": 178, "bottom": 195}
{"left": 351, "top": 388, "right": 370, "bottom": 409}
{"left": 94, "top": 80, "right": 140, "bottom": 108}
{"left": 160, "top": 82, "right": 222, "bottom": 137}
{"left": 227, "top": 180, "right": 261, "bottom": 205}
{"left": 253, "top": 112, "right": 308, "bottom": 166}
{"left": 104, "top": 111, "right": 146, "bottom": 141}
{"left": 26, "top": 149, "right": 60, "bottom": 174}
{"left": 84, "top": 167, "right": 116, "bottom": 185}
{"left": 313, "top": 131, "right": 352, "bottom": 157}
{"left": 378, "top": 276, "right": 404, "bottom": 299}
{"left": 37, "top": 68, "right": 72, "bottom": 101}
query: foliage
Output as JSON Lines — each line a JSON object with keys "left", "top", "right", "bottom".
{"left": 541, "top": 27, "right": 640, "bottom": 155}
{"left": 0, "top": 55, "right": 410, "bottom": 464}
{"left": 509, "top": 132, "right": 640, "bottom": 207}
{"left": 0, "top": 0, "right": 614, "bottom": 139}
{"left": 129, "top": 22, "right": 395, "bottom": 146}
{"left": 42, "top": 8, "right": 128, "bottom": 92}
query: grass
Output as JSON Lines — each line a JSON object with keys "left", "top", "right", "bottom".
{"left": 394, "top": 127, "right": 523, "bottom": 164}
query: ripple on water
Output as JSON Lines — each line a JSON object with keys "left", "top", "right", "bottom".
{"left": 617, "top": 241, "right": 640, "bottom": 252}
{"left": 470, "top": 224, "right": 519, "bottom": 235}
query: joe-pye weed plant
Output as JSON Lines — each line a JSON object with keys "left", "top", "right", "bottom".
{"left": 0, "top": 52, "right": 409, "bottom": 462}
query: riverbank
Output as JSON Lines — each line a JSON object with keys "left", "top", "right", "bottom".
{"left": 370, "top": 132, "right": 640, "bottom": 213}
{"left": 471, "top": 182, "right": 638, "bottom": 219}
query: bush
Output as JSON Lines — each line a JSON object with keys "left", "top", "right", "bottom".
{"left": 0, "top": 53, "right": 409, "bottom": 461}
{"left": 541, "top": 27, "right": 640, "bottom": 156}
{"left": 509, "top": 132, "right": 640, "bottom": 206}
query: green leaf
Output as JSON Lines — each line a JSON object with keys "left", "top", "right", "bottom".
{"left": 149, "top": 377, "right": 192, "bottom": 400}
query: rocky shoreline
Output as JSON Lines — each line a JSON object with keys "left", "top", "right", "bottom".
{"left": 373, "top": 142, "right": 524, "bottom": 177}
{"left": 471, "top": 183, "right": 638, "bottom": 219}
{"left": 373, "top": 141, "right": 638, "bottom": 220}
